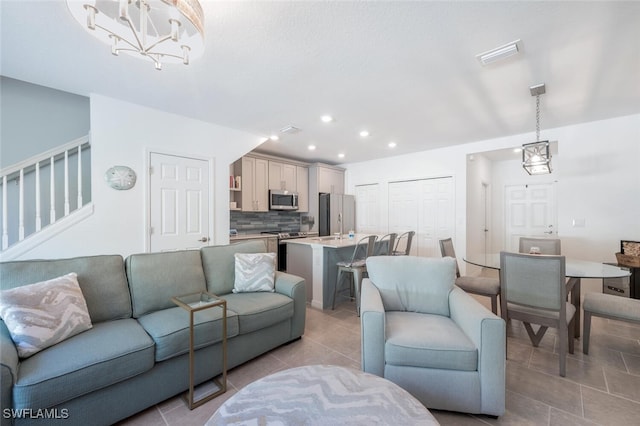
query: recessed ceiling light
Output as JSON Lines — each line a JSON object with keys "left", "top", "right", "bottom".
{"left": 359, "top": 130, "right": 369, "bottom": 137}
{"left": 308, "top": 145, "right": 316, "bottom": 151}
{"left": 338, "top": 153, "right": 345, "bottom": 158}
{"left": 269, "top": 135, "right": 279, "bottom": 141}
{"left": 388, "top": 142, "right": 397, "bottom": 148}
{"left": 513, "top": 148, "right": 522, "bottom": 153}
{"left": 476, "top": 39, "right": 522, "bottom": 66}
{"left": 321, "top": 115, "right": 333, "bottom": 123}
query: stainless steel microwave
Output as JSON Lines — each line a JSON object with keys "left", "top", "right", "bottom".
{"left": 269, "top": 190, "right": 299, "bottom": 210}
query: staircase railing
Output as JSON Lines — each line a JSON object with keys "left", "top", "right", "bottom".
{"left": 1, "top": 135, "right": 91, "bottom": 250}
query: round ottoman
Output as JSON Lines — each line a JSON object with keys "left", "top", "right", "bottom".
{"left": 208, "top": 364, "right": 438, "bottom": 425}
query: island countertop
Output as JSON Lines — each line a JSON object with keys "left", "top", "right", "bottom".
{"left": 285, "top": 234, "right": 388, "bottom": 310}
{"left": 285, "top": 234, "right": 377, "bottom": 249}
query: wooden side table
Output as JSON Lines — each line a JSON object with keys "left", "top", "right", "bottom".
{"left": 172, "top": 291, "right": 227, "bottom": 409}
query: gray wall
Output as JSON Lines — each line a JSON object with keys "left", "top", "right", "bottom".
{"left": 1, "top": 76, "right": 89, "bottom": 167}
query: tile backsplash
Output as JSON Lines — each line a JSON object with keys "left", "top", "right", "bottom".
{"left": 230, "top": 211, "right": 301, "bottom": 234}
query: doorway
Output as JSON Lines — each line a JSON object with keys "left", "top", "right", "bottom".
{"left": 504, "top": 183, "right": 557, "bottom": 252}
{"left": 148, "top": 152, "right": 211, "bottom": 252}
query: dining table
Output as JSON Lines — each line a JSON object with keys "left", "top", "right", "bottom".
{"left": 463, "top": 253, "right": 631, "bottom": 337}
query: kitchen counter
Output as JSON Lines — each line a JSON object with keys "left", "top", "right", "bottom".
{"left": 230, "top": 233, "right": 275, "bottom": 241}
{"left": 285, "top": 234, "right": 387, "bottom": 310}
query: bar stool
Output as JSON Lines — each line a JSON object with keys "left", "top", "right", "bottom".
{"left": 333, "top": 235, "right": 377, "bottom": 315}
{"left": 392, "top": 231, "right": 415, "bottom": 256}
{"left": 374, "top": 233, "right": 397, "bottom": 256}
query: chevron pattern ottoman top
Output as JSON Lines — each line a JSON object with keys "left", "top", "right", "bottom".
{"left": 208, "top": 364, "right": 438, "bottom": 425}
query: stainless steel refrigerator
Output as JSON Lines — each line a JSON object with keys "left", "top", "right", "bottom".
{"left": 319, "top": 193, "right": 355, "bottom": 237}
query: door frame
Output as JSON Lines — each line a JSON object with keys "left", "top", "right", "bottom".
{"left": 144, "top": 149, "right": 215, "bottom": 253}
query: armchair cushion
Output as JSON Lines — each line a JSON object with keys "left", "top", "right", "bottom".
{"left": 366, "top": 256, "right": 456, "bottom": 316}
{"left": 385, "top": 311, "right": 478, "bottom": 371}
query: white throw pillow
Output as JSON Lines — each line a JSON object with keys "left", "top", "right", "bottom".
{"left": 0, "top": 273, "right": 93, "bottom": 358}
{"left": 233, "top": 253, "right": 276, "bottom": 293}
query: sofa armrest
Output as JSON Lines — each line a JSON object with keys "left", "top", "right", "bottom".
{"left": 274, "top": 271, "right": 306, "bottom": 339}
{"left": 449, "top": 287, "right": 506, "bottom": 416}
{"left": 1, "top": 321, "right": 18, "bottom": 414}
{"left": 360, "top": 279, "right": 386, "bottom": 377}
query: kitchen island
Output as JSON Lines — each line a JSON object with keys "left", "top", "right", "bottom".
{"left": 285, "top": 234, "right": 385, "bottom": 310}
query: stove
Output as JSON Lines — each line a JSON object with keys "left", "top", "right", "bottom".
{"left": 261, "top": 231, "right": 313, "bottom": 240}
{"left": 261, "top": 231, "right": 317, "bottom": 271}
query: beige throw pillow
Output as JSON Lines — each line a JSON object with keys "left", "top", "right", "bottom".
{"left": 233, "top": 253, "right": 276, "bottom": 293}
{"left": 0, "top": 273, "right": 93, "bottom": 358}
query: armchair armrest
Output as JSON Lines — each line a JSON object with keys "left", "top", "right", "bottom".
{"left": 360, "top": 279, "right": 386, "bottom": 377}
{"left": 449, "top": 287, "right": 506, "bottom": 416}
{"left": 1, "top": 321, "right": 18, "bottom": 413}
{"left": 274, "top": 271, "right": 306, "bottom": 339}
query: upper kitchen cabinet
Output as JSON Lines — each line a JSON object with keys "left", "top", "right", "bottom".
{"left": 236, "top": 156, "right": 269, "bottom": 212}
{"left": 268, "top": 161, "right": 297, "bottom": 191}
{"left": 311, "top": 163, "right": 345, "bottom": 194}
{"left": 296, "top": 165, "right": 309, "bottom": 212}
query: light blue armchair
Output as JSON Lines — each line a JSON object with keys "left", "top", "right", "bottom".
{"left": 360, "top": 256, "right": 505, "bottom": 417}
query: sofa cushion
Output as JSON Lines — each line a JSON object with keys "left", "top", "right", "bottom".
{"left": 222, "top": 292, "right": 294, "bottom": 335}
{"left": 201, "top": 240, "right": 268, "bottom": 295}
{"left": 0, "top": 255, "right": 131, "bottom": 323}
{"left": 233, "top": 252, "right": 276, "bottom": 293}
{"left": 126, "top": 250, "right": 207, "bottom": 318}
{"left": 0, "top": 273, "right": 92, "bottom": 358}
{"left": 366, "top": 256, "right": 456, "bottom": 316}
{"left": 12, "top": 319, "right": 154, "bottom": 410}
{"left": 137, "top": 306, "right": 240, "bottom": 362}
{"left": 385, "top": 312, "right": 478, "bottom": 372}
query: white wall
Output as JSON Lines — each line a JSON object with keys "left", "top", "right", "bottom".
{"left": 0, "top": 77, "right": 89, "bottom": 167}
{"left": 17, "top": 95, "right": 262, "bottom": 259}
{"left": 344, "top": 114, "right": 640, "bottom": 278}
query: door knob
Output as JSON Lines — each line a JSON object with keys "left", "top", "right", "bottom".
{"left": 198, "top": 237, "right": 209, "bottom": 242}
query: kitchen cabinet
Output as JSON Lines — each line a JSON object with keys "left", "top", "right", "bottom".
{"left": 296, "top": 166, "right": 309, "bottom": 212}
{"left": 268, "top": 161, "right": 297, "bottom": 191}
{"left": 317, "top": 165, "right": 344, "bottom": 194}
{"left": 237, "top": 156, "right": 269, "bottom": 212}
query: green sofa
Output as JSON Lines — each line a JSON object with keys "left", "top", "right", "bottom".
{"left": 0, "top": 240, "right": 306, "bottom": 425}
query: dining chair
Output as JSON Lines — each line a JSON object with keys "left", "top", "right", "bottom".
{"left": 439, "top": 238, "right": 500, "bottom": 314}
{"left": 519, "top": 237, "right": 561, "bottom": 255}
{"left": 333, "top": 235, "right": 378, "bottom": 315}
{"left": 499, "top": 251, "right": 575, "bottom": 376}
{"left": 392, "top": 231, "right": 415, "bottom": 256}
{"left": 373, "top": 233, "right": 397, "bottom": 256}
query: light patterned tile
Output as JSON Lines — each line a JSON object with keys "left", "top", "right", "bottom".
{"left": 529, "top": 349, "right": 607, "bottom": 391}
{"left": 506, "top": 360, "right": 583, "bottom": 416}
{"left": 582, "top": 385, "right": 640, "bottom": 425}
{"left": 622, "top": 352, "right": 640, "bottom": 375}
{"left": 603, "top": 367, "right": 640, "bottom": 403}
{"left": 549, "top": 407, "right": 601, "bottom": 426}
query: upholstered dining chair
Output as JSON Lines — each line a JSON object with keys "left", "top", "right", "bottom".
{"left": 392, "top": 231, "right": 415, "bottom": 256}
{"left": 519, "top": 237, "right": 561, "bottom": 255}
{"left": 439, "top": 238, "right": 500, "bottom": 314}
{"left": 374, "top": 233, "right": 397, "bottom": 256}
{"left": 333, "top": 235, "right": 378, "bottom": 315}
{"left": 499, "top": 251, "right": 575, "bottom": 376}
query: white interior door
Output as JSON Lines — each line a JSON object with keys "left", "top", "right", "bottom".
{"left": 418, "top": 178, "right": 454, "bottom": 257}
{"left": 149, "top": 152, "right": 210, "bottom": 252}
{"left": 388, "top": 181, "right": 419, "bottom": 254}
{"left": 355, "top": 184, "right": 379, "bottom": 233}
{"left": 505, "top": 183, "right": 557, "bottom": 252}
{"left": 388, "top": 177, "right": 454, "bottom": 257}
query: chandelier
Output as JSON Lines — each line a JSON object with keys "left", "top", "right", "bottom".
{"left": 522, "top": 83, "right": 552, "bottom": 175}
{"left": 67, "top": 0, "right": 205, "bottom": 70}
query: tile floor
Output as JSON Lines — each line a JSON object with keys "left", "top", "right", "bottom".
{"left": 118, "top": 296, "right": 640, "bottom": 426}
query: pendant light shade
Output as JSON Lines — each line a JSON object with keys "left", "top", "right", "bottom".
{"left": 522, "top": 83, "right": 552, "bottom": 175}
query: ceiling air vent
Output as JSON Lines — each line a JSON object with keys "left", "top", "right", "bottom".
{"left": 280, "top": 125, "right": 301, "bottom": 134}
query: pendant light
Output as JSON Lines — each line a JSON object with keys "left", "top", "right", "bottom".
{"left": 522, "top": 83, "right": 552, "bottom": 175}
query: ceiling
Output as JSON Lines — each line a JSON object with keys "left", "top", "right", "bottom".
{"left": 2, "top": 1, "right": 639, "bottom": 165}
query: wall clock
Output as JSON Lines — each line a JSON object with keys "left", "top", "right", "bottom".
{"left": 104, "top": 166, "right": 137, "bottom": 190}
